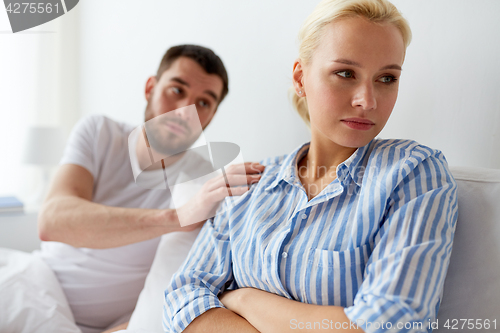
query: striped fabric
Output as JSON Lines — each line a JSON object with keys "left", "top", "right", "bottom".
{"left": 163, "top": 139, "right": 458, "bottom": 333}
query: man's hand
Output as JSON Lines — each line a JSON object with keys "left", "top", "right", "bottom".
{"left": 174, "top": 162, "right": 265, "bottom": 228}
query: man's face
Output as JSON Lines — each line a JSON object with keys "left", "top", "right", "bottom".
{"left": 144, "top": 56, "right": 224, "bottom": 156}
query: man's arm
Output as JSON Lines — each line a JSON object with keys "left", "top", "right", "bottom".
{"left": 38, "top": 164, "right": 181, "bottom": 249}
{"left": 38, "top": 162, "right": 263, "bottom": 249}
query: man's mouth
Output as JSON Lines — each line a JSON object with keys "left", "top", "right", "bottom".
{"left": 165, "top": 121, "right": 188, "bottom": 135}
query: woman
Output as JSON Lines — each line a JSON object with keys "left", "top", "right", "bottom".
{"left": 164, "top": 0, "right": 458, "bottom": 332}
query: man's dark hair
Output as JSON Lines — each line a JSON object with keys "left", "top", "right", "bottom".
{"left": 156, "top": 44, "right": 229, "bottom": 104}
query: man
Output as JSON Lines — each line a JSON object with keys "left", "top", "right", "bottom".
{"left": 36, "top": 44, "right": 264, "bottom": 333}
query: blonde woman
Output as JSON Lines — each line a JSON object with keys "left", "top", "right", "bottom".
{"left": 164, "top": 0, "right": 457, "bottom": 332}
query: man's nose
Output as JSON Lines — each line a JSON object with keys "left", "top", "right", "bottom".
{"left": 172, "top": 106, "right": 192, "bottom": 121}
{"left": 351, "top": 82, "right": 377, "bottom": 111}
{"left": 173, "top": 97, "right": 197, "bottom": 119}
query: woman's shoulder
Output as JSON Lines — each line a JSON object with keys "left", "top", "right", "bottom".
{"left": 368, "top": 138, "right": 447, "bottom": 164}
{"left": 241, "top": 147, "right": 306, "bottom": 195}
{"left": 219, "top": 152, "right": 291, "bottom": 211}
{"left": 257, "top": 144, "right": 305, "bottom": 176}
{"left": 252, "top": 154, "right": 289, "bottom": 189}
{"left": 259, "top": 153, "right": 288, "bottom": 168}
{"left": 370, "top": 138, "right": 436, "bottom": 156}
{"left": 366, "top": 138, "right": 454, "bottom": 184}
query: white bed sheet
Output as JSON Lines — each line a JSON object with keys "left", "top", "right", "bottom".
{"left": 0, "top": 248, "right": 81, "bottom": 333}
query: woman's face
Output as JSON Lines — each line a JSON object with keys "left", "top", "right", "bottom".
{"left": 294, "top": 16, "right": 405, "bottom": 149}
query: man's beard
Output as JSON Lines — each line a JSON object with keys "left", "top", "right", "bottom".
{"left": 144, "top": 104, "right": 197, "bottom": 157}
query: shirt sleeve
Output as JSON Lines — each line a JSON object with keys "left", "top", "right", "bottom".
{"left": 162, "top": 203, "right": 234, "bottom": 333}
{"left": 59, "top": 114, "right": 103, "bottom": 178}
{"left": 344, "top": 146, "right": 459, "bottom": 333}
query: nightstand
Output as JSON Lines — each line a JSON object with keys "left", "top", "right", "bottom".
{"left": 0, "top": 211, "right": 41, "bottom": 252}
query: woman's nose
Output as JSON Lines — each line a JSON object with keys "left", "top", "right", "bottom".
{"left": 351, "top": 82, "right": 377, "bottom": 111}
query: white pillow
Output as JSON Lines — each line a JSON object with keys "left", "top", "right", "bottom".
{"left": 0, "top": 248, "right": 81, "bottom": 333}
{"left": 127, "top": 229, "right": 200, "bottom": 333}
{"left": 435, "top": 167, "right": 500, "bottom": 332}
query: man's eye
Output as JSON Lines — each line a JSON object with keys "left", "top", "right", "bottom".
{"left": 336, "top": 70, "right": 354, "bottom": 78}
{"left": 171, "top": 87, "right": 182, "bottom": 94}
{"left": 198, "top": 100, "right": 210, "bottom": 108}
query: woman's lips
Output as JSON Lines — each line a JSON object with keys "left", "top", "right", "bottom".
{"left": 341, "top": 118, "right": 375, "bottom": 131}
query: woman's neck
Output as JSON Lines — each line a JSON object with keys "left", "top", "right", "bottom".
{"left": 297, "top": 136, "right": 357, "bottom": 200}
{"left": 305, "top": 139, "right": 357, "bottom": 176}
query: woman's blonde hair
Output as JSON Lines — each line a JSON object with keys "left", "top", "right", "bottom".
{"left": 291, "top": 0, "right": 412, "bottom": 126}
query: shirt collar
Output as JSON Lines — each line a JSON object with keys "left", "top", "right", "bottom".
{"left": 265, "top": 140, "right": 374, "bottom": 191}
{"left": 265, "top": 143, "right": 310, "bottom": 191}
{"left": 338, "top": 140, "right": 373, "bottom": 187}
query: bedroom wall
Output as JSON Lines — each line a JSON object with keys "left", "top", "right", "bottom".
{"left": 75, "top": 0, "right": 500, "bottom": 168}
{"left": 0, "top": 7, "right": 79, "bottom": 198}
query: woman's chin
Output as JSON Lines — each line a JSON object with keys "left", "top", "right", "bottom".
{"left": 331, "top": 133, "right": 376, "bottom": 149}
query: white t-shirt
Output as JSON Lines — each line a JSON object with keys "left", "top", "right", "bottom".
{"left": 35, "top": 115, "right": 206, "bottom": 332}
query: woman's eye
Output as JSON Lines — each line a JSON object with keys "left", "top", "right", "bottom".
{"left": 336, "top": 70, "right": 354, "bottom": 78}
{"left": 171, "top": 87, "right": 182, "bottom": 94}
{"left": 379, "top": 76, "right": 397, "bottom": 84}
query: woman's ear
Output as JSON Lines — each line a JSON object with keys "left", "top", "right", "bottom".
{"left": 145, "top": 76, "right": 158, "bottom": 101}
{"left": 292, "top": 59, "right": 306, "bottom": 97}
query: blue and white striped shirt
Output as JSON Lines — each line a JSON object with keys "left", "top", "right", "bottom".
{"left": 164, "top": 139, "right": 458, "bottom": 333}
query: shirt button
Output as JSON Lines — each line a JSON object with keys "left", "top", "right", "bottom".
{"left": 282, "top": 252, "right": 288, "bottom": 258}
{"left": 301, "top": 214, "right": 308, "bottom": 219}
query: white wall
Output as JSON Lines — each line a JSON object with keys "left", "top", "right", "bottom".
{"left": 0, "top": 15, "right": 41, "bottom": 196}
{"left": 0, "top": 7, "right": 79, "bottom": 198}
{"left": 385, "top": 0, "right": 500, "bottom": 169}
{"left": 78, "top": 0, "right": 313, "bottom": 162}
{"left": 76, "top": 0, "right": 500, "bottom": 167}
